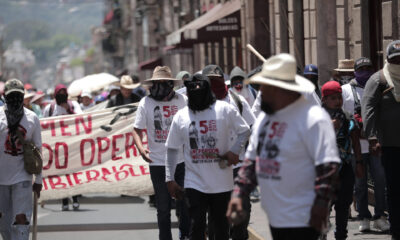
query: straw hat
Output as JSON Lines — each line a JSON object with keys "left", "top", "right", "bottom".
{"left": 246, "top": 53, "right": 315, "bottom": 93}
{"left": 120, "top": 75, "right": 140, "bottom": 89}
{"left": 334, "top": 59, "right": 355, "bottom": 72}
{"left": 144, "top": 66, "right": 181, "bottom": 86}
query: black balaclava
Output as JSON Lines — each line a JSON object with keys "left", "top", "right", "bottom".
{"left": 149, "top": 81, "right": 175, "bottom": 101}
{"left": 260, "top": 100, "right": 275, "bottom": 115}
{"left": 54, "top": 84, "right": 68, "bottom": 105}
{"left": 5, "top": 92, "right": 24, "bottom": 133}
{"left": 186, "top": 74, "right": 216, "bottom": 112}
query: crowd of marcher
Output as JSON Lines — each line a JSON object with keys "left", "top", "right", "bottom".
{"left": 1, "top": 40, "right": 400, "bottom": 240}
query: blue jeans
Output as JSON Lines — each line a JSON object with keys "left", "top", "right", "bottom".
{"left": 354, "top": 153, "right": 387, "bottom": 219}
{"left": 382, "top": 147, "right": 400, "bottom": 238}
{"left": 150, "top": 162, "right": 190, "bottom": 240}
{"left": 0, "top": 181, "right": 32, "bottom": 240}
{"left": 333, "top": 162, "right": 355, "bottom": 240}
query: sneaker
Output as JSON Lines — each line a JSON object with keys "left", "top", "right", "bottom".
{"left": 359, "top": 218, "right": 370, "bottom": 232}
{"left": 72, "top": 202, "right": 80, "bottom": 211}
{"left": 373, "top": 216, "right": 390, "bottom": 232}
{"left": 250, "top": 188, "right": 260, "bottom": 201}
{"left": 62, "top": 204, "right": 69, "bottom": 211}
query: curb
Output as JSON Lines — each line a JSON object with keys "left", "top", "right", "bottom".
{"left": 248, "top": 226, "right": 265, "bottom": 240}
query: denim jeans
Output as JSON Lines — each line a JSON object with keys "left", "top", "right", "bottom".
{"left": 382, "top": 147, "right": 400, "bottom": 238}
{"left": 0, "top": 181, "right": 32, "bottom": 240}
{"left": 354, "top": 153, "right": 387, "bottom": 219}
{"left": 150, "top": 162, "right": 190, "bottom": 240}
{"left": 333, "top": 162, "right": 355, "bottom": 240}
{"left": 185, "top": 188, "right": 231, "bottom": 240}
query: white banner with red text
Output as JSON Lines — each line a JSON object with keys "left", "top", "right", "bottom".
{"left": 39, "top": 103, "right": 153, "bottom": 201}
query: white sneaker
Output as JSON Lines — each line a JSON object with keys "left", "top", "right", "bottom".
{"left": 359, "top": 218, "right": 370, "bottom": 232}
{"left": 72, "top": 202, "right": 80, "bottom": 211}
{"left": 373, "top": 216, "right": 390, "bottom": 232}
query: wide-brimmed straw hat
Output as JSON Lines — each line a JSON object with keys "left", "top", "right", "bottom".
{"left": 144, "top": 66, "right": 181, "bottom": 86}
{"left": 246, "top": 53, "right": 315, "bottom": 93}
{"left": 334, "top": 59, "right": 354, "bottom": 72}
{"left": 120, "top": 75, "right": 140, "bottom": 89}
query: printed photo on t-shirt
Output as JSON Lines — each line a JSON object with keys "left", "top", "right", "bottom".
{"left": 4, "top": 125, "right": 26, "bottom": 156}
{"left": 188, "top": 120, "right": 219, "bottom": 164}
{"left": 153, "top": 105, "right": 178, "bottom": 143}
{"left": 256, "top": 120, "right": 288, "bottom": 180}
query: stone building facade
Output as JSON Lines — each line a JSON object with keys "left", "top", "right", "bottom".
{"left": 101, "top": 0, "right": 400, "bottom": 85}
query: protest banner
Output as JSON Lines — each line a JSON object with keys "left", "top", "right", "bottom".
{"left": 39, "top": 103, "right": 153, "bottom": 201}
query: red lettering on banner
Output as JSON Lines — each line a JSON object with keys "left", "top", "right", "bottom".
{"left": 120, "top": 164, "right": 140, "bottom": 177}
{"left": 75, "top": 115, "right": 92, "bottom": 135}
{"left": 80, "top": 139, "right": 95, "bottom": 166}
{"left": 140, "top": 165, "right": 150, "bottom": 175}
{"left": 112, "top": 134, "right": 123, "bottom": 161}
{"left": 97, "top": 137, "right": 110, "bottom": 164}
{"left": 125, "top": 132, "right": 138, "bottom": 158}
{"left": 65, "top": 174, "right": 74, "bottom": 187}
{"left": 101, "top": 168, "right": 113, "bottom": 182}
{"left": 42, "top": 178, "right": 48, "bottom": 190}
{"left": 55, "top": 142, "right": 68, "bottom": 169}
{"left": 112, "top": 166, "right": 129, "bottom": 181}
{"left": 73, "top": 172, "right": 83, "bottom": 185}
{"left": 41, "top": 120, "right": 56, "bottom": 137}
{"left": 86, "top": 170, "right": 100, "bottom": 183}
{"left": 48, "top": 175, "right": 67, "bottom": 189}
{"left": 42, "top": 143, "right": 53, "bottom": 170}
{"left": 60, "top": 120, "right": 71, "bottom": 136}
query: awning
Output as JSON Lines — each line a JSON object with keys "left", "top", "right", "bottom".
{"left": 138, "top": 57, "right": 162, "bottom": 70}
{"left": 166, "top": 0, "right": 241, "bottom": 46}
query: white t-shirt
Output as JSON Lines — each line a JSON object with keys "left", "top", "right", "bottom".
{"left": 223, "top": 93, "right": 256, "bottom": 165}
{"left": 0, "top": 108, "right": 42, "bottom": 185}
{"left": 43, "top": 101, "right": 83, "bottom": 117}
{"left": 342, "top": 83, "right": 369, "bottom": 153}
{"left": 134, "top": 93, "right": 187, "bottom": 166}
{"left": 166, "top": 100, "right": 249, "bottom": 193}
{"left": 245, "top": 96, "right": 340, "bottom": 228}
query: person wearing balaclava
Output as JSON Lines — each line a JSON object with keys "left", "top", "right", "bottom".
{"left": 362, "top": 40, "right": 400, "bottom": 240}
{"left": 0, "top": 78, "right": 42, "bottom": 240}
{"left": 132, "top": 66, "right": 190, "bottom": 240}
{"left": 230, "top": 66, "right": 257, "bottom": 107}
{"left": 342, "top": 58, "right": 390, "bottom": 233}
{"left": 303, "top": 64, "right": 321, "bottom": 99}
{"left": 42, "top": 84, "right": 82, "bottom": 211}
{"left": 165, "top": 73, "right": 250, "bottom": 240}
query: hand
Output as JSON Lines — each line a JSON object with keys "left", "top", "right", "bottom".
{"left": 222, "top": 151, "right": 240, "bottom": 166}
{"left": 226, "top": 197, "right": 246, "bottom": 225}
{"left": 309, "top": 201, "right": 329, "bottom": 233}
{"left": 140, "top": 149, "right": 153, "bottom": 163}
{"left": 167, "top": 181, "right": 184, "bottom": 200}
{"left": 355, "top": 161, "right": 365, "bottom": 179}
{"left": 32, "top": 183, "right": 42, "bottom": 198}
{"left": 368, "top": 139, "right": 381, "bottom": 156}
{"left": 332, "top": 119, "right": 340, "bottom": 130}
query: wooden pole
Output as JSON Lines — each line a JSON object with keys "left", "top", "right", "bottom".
{"left": 32, "top": 192, "right": 38, "bottom": 240}
{"left": 246, "top": 44, "right": 267, "bottom": 63}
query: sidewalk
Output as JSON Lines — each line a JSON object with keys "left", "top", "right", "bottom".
{"left": 247, "top": 201, "right": 391, "bottom": 240}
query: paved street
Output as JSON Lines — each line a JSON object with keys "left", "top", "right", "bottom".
{"left": 0, "top": 193, "right": 391, "bottom": 240}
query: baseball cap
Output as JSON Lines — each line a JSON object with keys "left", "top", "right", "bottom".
{"left": 354, "top": 57, "right": 373, "bottom": 71}
{"left": 81, "top": 91, "right": 92, "bottom": 99}
{"left": 321, "top": 81, "right": 342, "bottom": 98}
{"left": 4, "top": 78, "right": 25, "bottom": 96}
{"left": 202, "top": 65, "right": 224, "bottom": 78}
{"left": 303, "top": 64, "right": 318, "bottom": 75}
{"left": 387, "top": 40, "right": 400, "bottom": 59}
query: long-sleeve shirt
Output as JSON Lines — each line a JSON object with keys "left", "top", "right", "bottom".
{"left": 362, "top": 71, "right": 400, "bottom": 147}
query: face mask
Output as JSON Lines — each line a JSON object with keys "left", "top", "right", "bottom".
{"left": 354, "top": 70, "right": 374, "bottom": 87}
{"left": 150, "top": 81, "right": 174, "bottom": 101}
{"left": 55, "top": 93, "right": 68, "bottom": 105}
{"left": 305, "top": 75, "right": 318, "bottom": 86}
{"left": 210, "top": 78, "right": 228, "bottom": 99}
{"left": 5, "top": 93, "right": 24, "bottom": 112}
{"left": 187, "top": 81, "right": 216, "bottom": 112}
{"left": 260, "top": 100, "right": 275, "bottom": 115}
{"left": 339, "top": 75, "right": 353, "bottom": 85}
